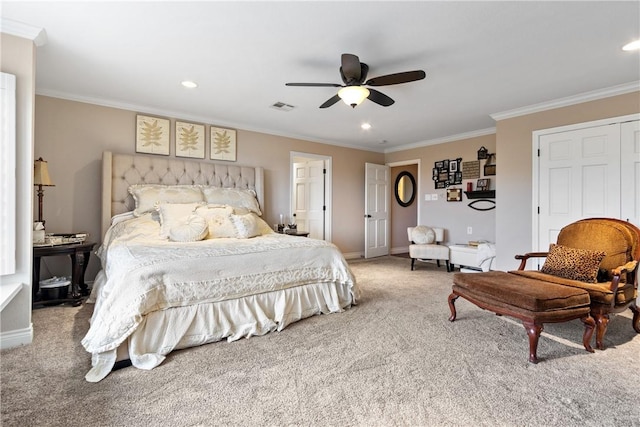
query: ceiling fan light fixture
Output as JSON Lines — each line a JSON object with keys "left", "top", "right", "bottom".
{"left": 338, "top": 86, "right": 370, "bottom": 108}
{"left": 622, "top": 39, "right": 640, "bottom": 51}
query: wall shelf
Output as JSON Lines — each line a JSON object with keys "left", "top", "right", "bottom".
{"left": 464, "top": 190, "right": 495, "bottom": 199}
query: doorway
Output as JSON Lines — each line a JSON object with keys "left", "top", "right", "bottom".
{"left": 389, "top": 160, "right": 420, "bottom": 254}
{"left": 290, "top": 152, "right": 332, "bottom": 241}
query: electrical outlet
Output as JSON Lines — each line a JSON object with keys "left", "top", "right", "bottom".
{"left": 467, "top": 226, "right": 473, "bottom": 235}
{"left": 424, "top": 194, "right": 431, "bottom": 201}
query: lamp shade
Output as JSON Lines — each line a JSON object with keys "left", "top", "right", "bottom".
{"left": 338, "top": 86, "right": 370, "bottom": 108}
{"left": 34, "top": 157, "right": 55, "bottom": 186}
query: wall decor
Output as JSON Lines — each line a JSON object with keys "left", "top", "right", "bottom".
{"left": 394, "top": 171, "right": 416, "bottom": 207}
{"left": 210, "top": 126, "right": 237, "bottom": 161}
{"left": 468, "top": 199, "right": 496, "bottom": 211}
{"left": 484, "top": 164, "right": 496, "bottom": 176}
{"left": 477, "top": 178, "right": 490, "bottom": 191}
{"left": 175, "top": 121, "right": 205, "bottom": 159}
{"left": 477, "top": 146, "right": 489, "bottom": 160}
{"left": 433, "top": 159, "right": 449, "bottom": 189}
{"left": 446, "top": 188, "right": 462, "bottom": 202}
{"left": 462, "top": 161, "right": 480, "bottom": 179}
{"left": 136, "top": 114, "right": 170, "bottom": 155}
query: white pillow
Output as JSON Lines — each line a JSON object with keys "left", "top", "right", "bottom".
{"left": 157, "top": 202, "right": 204, "bottom": 238}
{"left": 169, "top": 215, "right": 208, "bottom": 242}
{"left": 201, "top": 187, "right": 262, "bottom": 215}
{"left": 195, "top": 205, "right": 236, "bottom": 239}
{"left": 411, "top": 226, "right": 436, "bottom": 244}
{"left": 230, "top": 213, "right": 272, "bottom": 239}
{"left": 129, "top": 184, "right": 204, "bottom": 217}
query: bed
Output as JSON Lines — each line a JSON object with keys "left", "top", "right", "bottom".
{"left": 82, "top": 151, "right": 358, "bottom": 382}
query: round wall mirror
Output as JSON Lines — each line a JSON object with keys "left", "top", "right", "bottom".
{"left": 394, "top": 171, "right": 416, "bottom": 207}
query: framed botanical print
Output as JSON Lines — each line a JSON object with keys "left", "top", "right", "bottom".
{"left": 136, "top": 114, "right": 170, "bottom": 155}
{"left": 175, "top": 121, "right": 205, "bottom": 159}
{"left": 210, "top": 126, "right": 237, "bottom": 162}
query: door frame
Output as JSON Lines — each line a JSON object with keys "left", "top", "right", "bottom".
{"left": 531, "top": 113, "right": 639, "bottom": 252}
{"left": 290, "top": 151, "right": 332, "bottom": 242}
{"left": 387, "top": 159, "right": 421, "bottom": 226}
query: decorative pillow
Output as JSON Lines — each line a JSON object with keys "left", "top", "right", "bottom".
{"left": 195, "top": 205, "right": 236, "bottom": 238}
{"left": 129, "top": 184, "right": 204, "bottom": 217}
{"left": 157, "top": 202, "right": 205, "bottom": 238}
{"left": 411, "top": 226, "right": 436, "bottom": 244}
{"left": 541, "top": 243, "right": 606, "bottom": 283}
{"left": 169, "top": 215, "right": 208, "bottom": 242}
{"left": 201, "top": 187, "right": 262, "bottom": 215}
{"left": 229, "top": 213, "right": 273, "bottom": 238}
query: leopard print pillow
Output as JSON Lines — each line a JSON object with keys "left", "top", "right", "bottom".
{"left": 540, "top": 243, "right": 606, "bottom": 283}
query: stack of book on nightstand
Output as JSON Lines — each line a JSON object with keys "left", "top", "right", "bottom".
{"left": 34, "top": 233, "right": 88, "bottom": 247}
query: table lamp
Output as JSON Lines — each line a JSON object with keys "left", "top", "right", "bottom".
{"left": 33, "top": 157, "right": 55, "bottom": 226}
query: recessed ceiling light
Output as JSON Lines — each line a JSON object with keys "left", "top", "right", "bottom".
{"left": 181, "top": 80, "right": 198, "bottom": 88}
{"left": 361, "top": 123, "right": 371, "bottom": 130}
{"left": 622, "top": 39, "right": 640, "bottom": 51}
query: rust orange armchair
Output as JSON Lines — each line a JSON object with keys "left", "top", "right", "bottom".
{"left": 511, "top": 218, "right": 640, "bottom": 350}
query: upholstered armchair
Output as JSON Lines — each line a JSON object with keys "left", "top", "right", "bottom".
{"left": 407, "top": 226, "right": 450, "bottom": 272}
{"left": 511, "top": 218, "right": 640, "bottom": 350}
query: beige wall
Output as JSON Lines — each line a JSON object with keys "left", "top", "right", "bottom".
{"left": 390, "top": 164, "right": 418, "bottom": 251}
{"left": 386, "top": 133, "right": 497, "bottom": 246}
{"left": 32, "top": 90, "right": 640, "bottom": 281}
{"left": 0, "top": 33, "right": 36, "bottom": 336}
{"left": 494, "top": 91, "right": 640, "bottom": 270}
{"left": 34, "top": 96, "right": 384, "bottom": 279}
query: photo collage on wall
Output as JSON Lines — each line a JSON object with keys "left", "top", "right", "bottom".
{"left": 433, "top": 158, "right": 462, "bottom": 189}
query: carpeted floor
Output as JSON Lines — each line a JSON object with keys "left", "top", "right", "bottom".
{"left": 1, "top": 256, "right": 639, "bottom": 426}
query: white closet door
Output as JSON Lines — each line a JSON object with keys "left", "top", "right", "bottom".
{"left": 621, "top": 120, "right": 640, "bottom": 228}
{"left": 538, "top": 123, "right": 621, "bottom": 253}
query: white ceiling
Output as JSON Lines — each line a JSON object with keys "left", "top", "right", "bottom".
{"left": 2, "top": 1, "right": 639, "bottom": 152}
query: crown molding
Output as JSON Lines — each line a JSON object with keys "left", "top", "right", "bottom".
{"left": 490, "top": 81, "right": 640, "bottom": 121}
{"left": 385, "top": 127, "right": 496, "bottom": 153}
{"left": 36, "top": 88, "right": 388, "bottom": 153}
{"left": 0, "top": 18, "right": 47, "bottom": 46}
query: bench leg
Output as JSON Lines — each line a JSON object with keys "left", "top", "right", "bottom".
{"left": 522, "top": 320, "right": 543, "bottom": 364}
{"left": 581, "top": 315, "right": 595, "bottom": 353}
{"left": 448, "top": 293, "right": 459, "bottom": 322}
{"left": 411, "top": 258, "right": 415, "bottom": 271}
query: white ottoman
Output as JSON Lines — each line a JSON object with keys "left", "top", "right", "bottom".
{"left": 450, "top": 245, "right": 481, "bottom": 271}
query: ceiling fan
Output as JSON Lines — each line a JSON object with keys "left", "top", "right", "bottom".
{"left": 285, "top": 53, "right": 426, "bottom": 109}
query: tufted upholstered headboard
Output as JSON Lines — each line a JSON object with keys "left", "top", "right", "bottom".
{"left": 101, "top": 151, "right": 264, "bottom": 238}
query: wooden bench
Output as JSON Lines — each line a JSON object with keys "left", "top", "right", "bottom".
{"left": 448, "top": 271, "right": 595, "bottom": 363}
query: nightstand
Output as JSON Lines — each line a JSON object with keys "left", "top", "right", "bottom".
{"left": 32, "top": 241, "right": 96, "bottom": 307}
{"left": 283, "top": 230, "right": 310, "bottom": 237}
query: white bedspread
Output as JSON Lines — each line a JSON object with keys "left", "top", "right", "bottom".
{"left": 82, "top": 214, "right": 357, "bottom": 381}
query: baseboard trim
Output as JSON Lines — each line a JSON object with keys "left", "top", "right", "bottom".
{"left": 343, "top": 252, "right": 364, "bottom": 260}
{"left": 0, "top": 324, "right": 33, "bottom": 350}
{"left": 390, "top": 246, "right": 409, "bottom": 254}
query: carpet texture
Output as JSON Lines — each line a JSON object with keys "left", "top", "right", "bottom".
{"left": 1, "top": 256, "right": 639, "bottom": 426}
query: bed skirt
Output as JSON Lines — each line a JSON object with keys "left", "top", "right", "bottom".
{"left": 85, "top": 278, "right": 355, "bottom": 382}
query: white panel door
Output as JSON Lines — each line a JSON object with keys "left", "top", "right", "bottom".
{"left": 538, "top": 124, "right": 621, "bottom": 254}
{"left": 293, "top": 160, "right": 325, "bottom": 239}
{"left": 364, "top": 163, "right": 389, "bottom": 258}
{"left": 621, "top": 120, "right": 640, "bottom": 228}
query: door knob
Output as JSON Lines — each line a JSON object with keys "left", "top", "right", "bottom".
{"left": 364, "top": 214, "right": 372, "bottom": 218}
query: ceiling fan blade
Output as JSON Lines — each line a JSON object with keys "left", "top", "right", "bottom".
{"left": 319, "top": 94, "right": 341, "bottom": 109}
{"left": 286, "top": 82, "right": 342, "bottom": 87}
{"left": 367, "top": 89, "right": 395, "bottom": 107}
{"left": 341, "top": 53, "right": 361, "bottom": 82}
{"left": 365, "top": 70, "right": 426, "bottom": 87}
